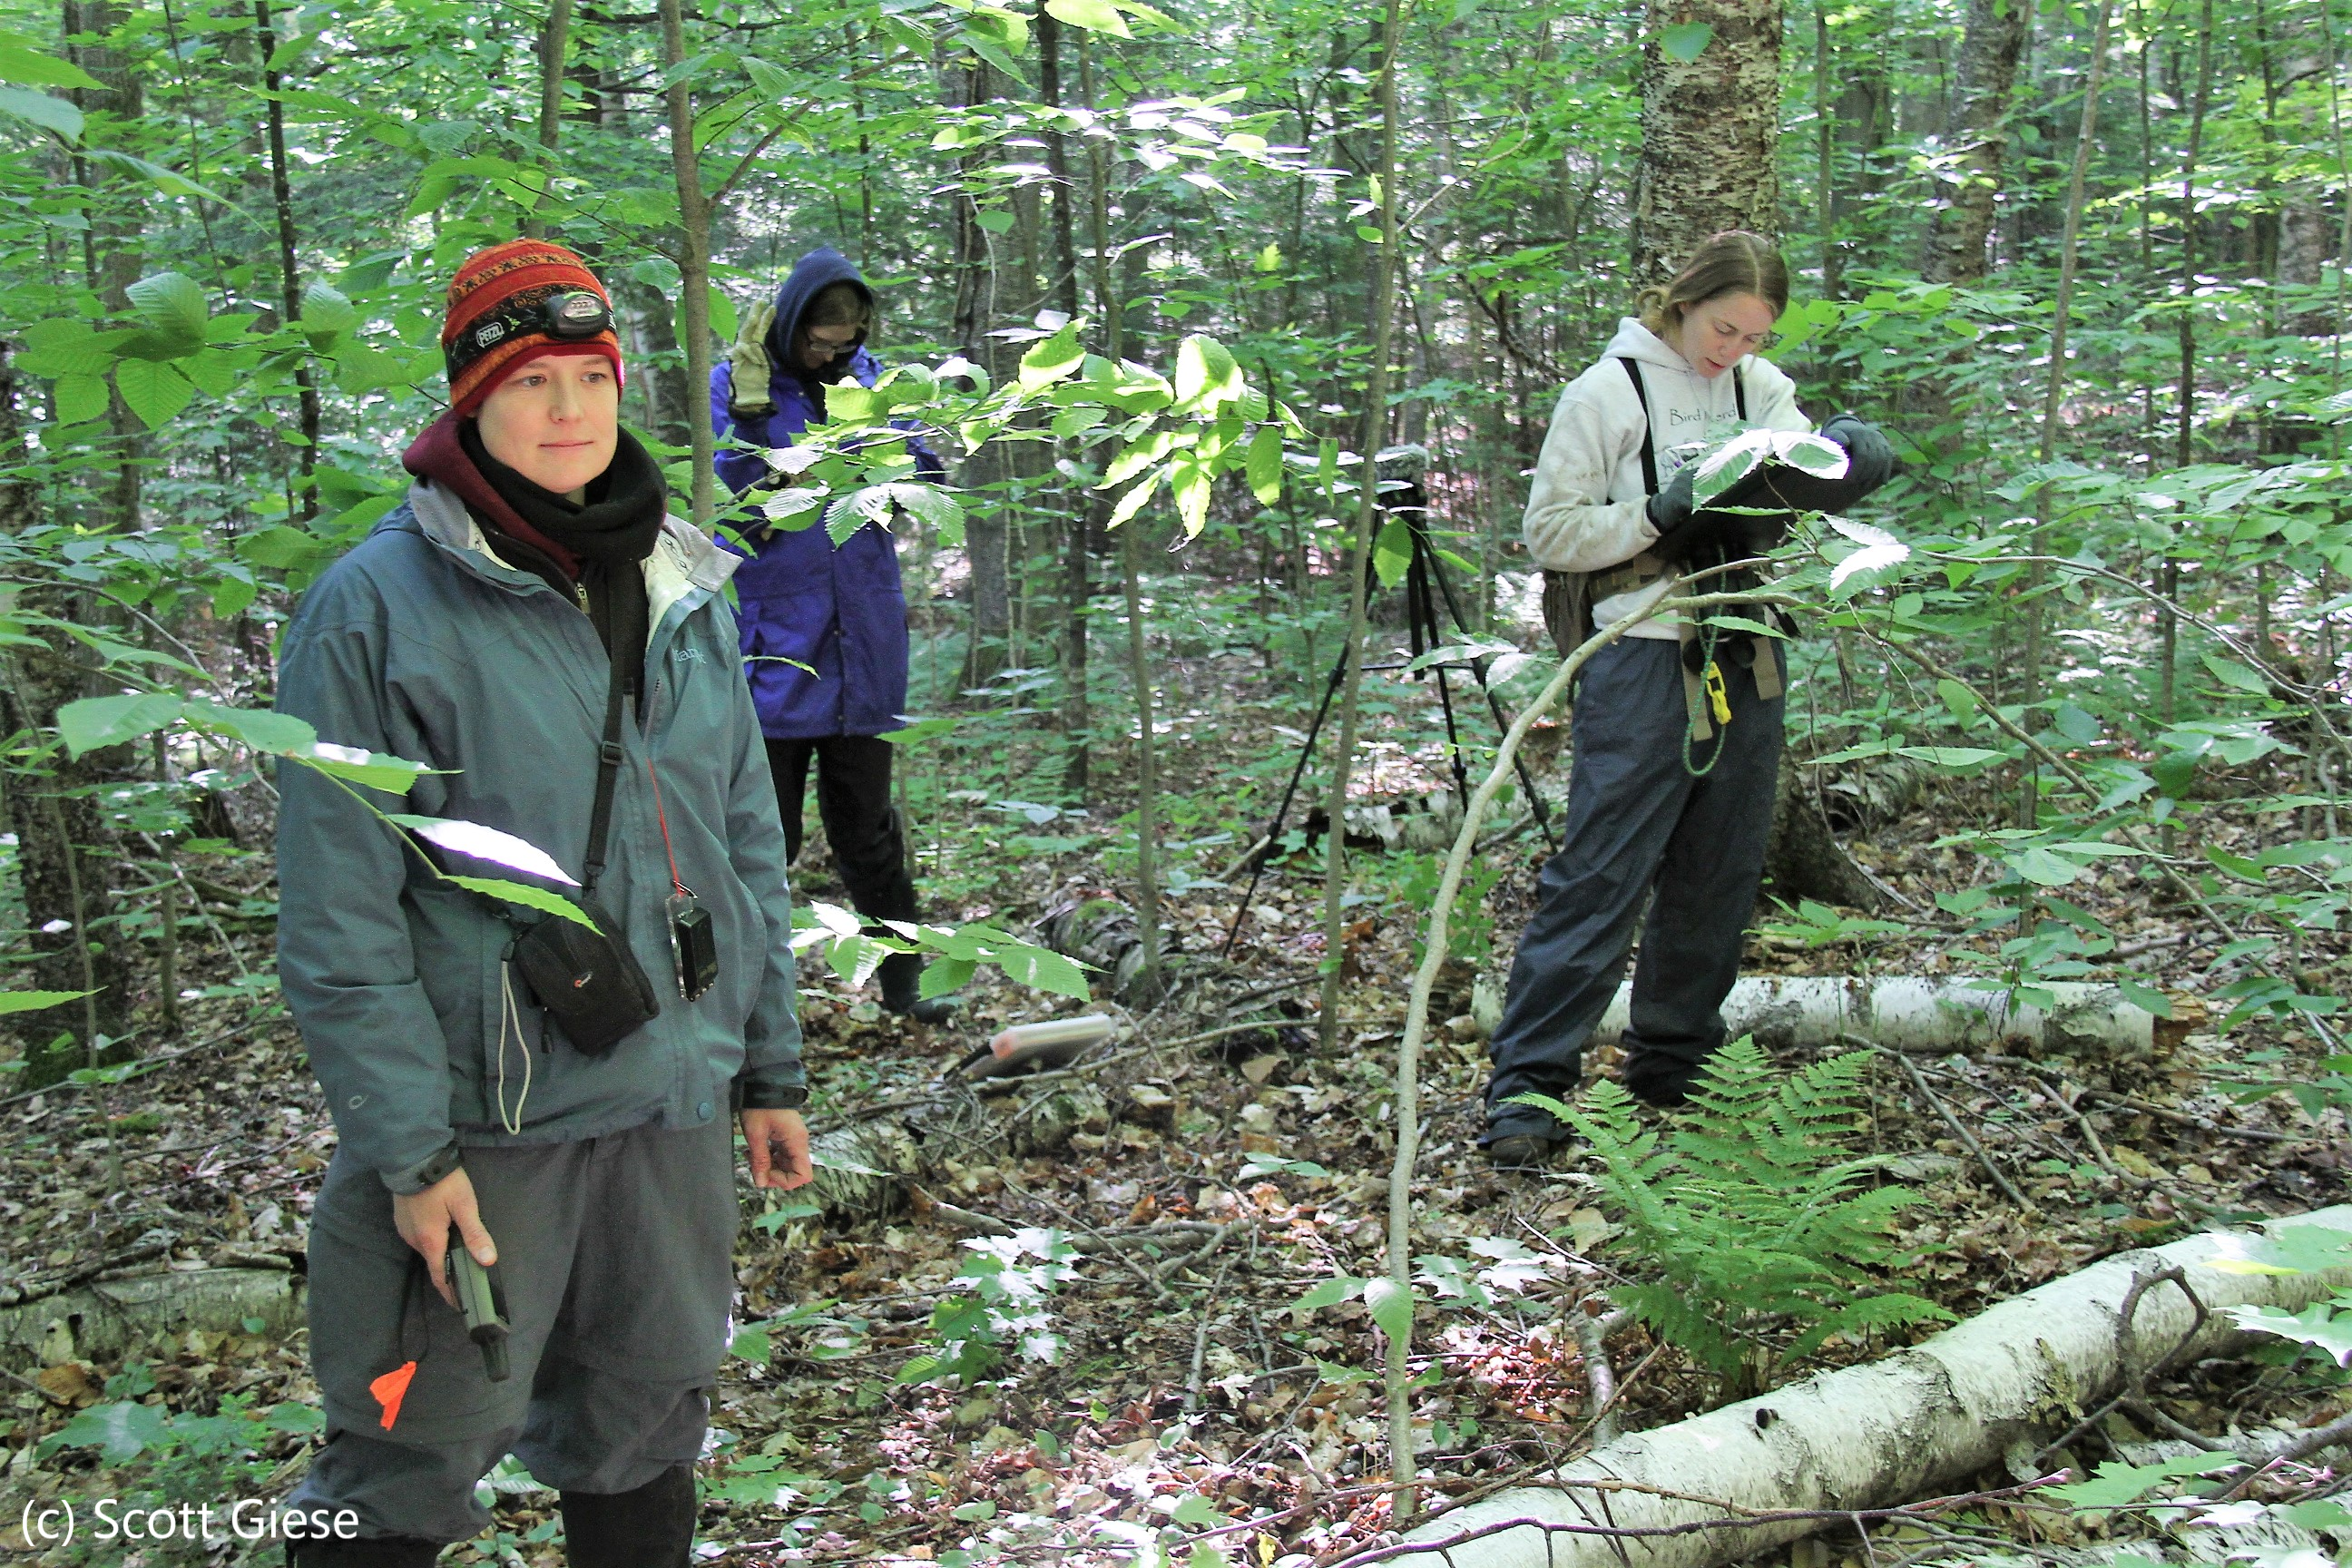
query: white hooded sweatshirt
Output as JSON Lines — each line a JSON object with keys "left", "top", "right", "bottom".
{"left": 1522, "top": 318, "right": 1809, "bottom": 639}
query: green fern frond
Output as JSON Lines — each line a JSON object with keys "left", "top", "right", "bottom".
{"left": 1614, "top": 1282, "right": 1744, "bottom": 1378}
{"left": 1571, "top": 1034, "right": 1945, "bottom": 1394}
{"left": 1783, "top": 1292, "right": 1958, "bottom": 1361}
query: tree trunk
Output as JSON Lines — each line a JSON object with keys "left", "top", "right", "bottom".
{"left": 1392, "top": 1205, "right": 2352, "bottom": 1568}
{"left": 253, "top": 0, "right": 318, "bottom": 521}
{"left": 1761, "top": 769, "right": 1879, "bottom": 909}
{"left": 1630, "top": 0, "right": 1782, "bottom": 281}
{"left": 1317, "top": 17, "right": 1404, "bottom": 1054}
{"left": 657, "top": 0, "right": 716, "bottom": 526}
{"left": 1921, "top": 0, "right": 2030, "bottom": 282}
{"left": 1079, "top": 33, "right": 1162, "bottom": 999}
{"left": 1039, "top": 10, "right": 1093, "bottom": 801}
{"left": 522, "top": 0, "right": 573, "bottom": 240}
{"left": 0, "top": 351, "right": 129, "bottom": 1082}
{"left": 950, "top": 59, "right": 1013, "bottom": 693}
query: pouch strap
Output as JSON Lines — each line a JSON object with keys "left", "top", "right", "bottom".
{"left": 1619, "top": 358, "right": 1658, "bottom": 496}
{"left": 579, "top": 652, "right": 630, "bottom": 895}
{"left": 1750, "top": 634, "right": 1783, "bottom": 701}
{"left": 1591, "top": 550, "right": 1667, "bottom": 601}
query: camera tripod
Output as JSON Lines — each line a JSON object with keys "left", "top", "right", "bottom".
{"left": 1220, "top": 494, "right": 1558, "bottom": 957}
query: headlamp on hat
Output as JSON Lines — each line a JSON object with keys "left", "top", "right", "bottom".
{"left": 468, "top": 289, "right": 614, "bottom": 357}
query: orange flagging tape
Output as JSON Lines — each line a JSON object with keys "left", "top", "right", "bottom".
{"left": 370, "top": 1360, "right": 418, "bottom": 1430}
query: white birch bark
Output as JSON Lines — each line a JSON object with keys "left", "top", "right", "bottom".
{"left": 1390, "top": 1206, "right": 2352, "bottom": 1568}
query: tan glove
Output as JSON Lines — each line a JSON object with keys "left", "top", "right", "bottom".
{"left": 727, "top": 301, "right": 777, "bottom": 417}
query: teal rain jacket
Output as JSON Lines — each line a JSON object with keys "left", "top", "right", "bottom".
{"left": 275, "top": 480, "right": 805, "bottom": 1191}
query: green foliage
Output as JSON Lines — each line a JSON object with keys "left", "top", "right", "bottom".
{"left": 1513, "top": 1040, "right": 1953, "bottom": 1393}
{"left": 899, "top": 1228, "right": 1080, "bottom": 1388}
{"left": 34, "top": 1387, "right": 323, "bottom": 1565}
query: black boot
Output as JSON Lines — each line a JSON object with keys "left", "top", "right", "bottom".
{"left": 561, "top": 1463, "right": 695, "bottom": 1568}
{"left": 1621, "top": 1054, "right": 1702, "bottom": 1108}
{"left": 285, "top": 1538, "right": 441, "bottom": 1567}
{"left": 878, "top": 950, "right": 959, "bottom": 1024}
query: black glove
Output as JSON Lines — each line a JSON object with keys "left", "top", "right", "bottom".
{"left": 1743, "top": 414, "right": 1897, "bottom": 514}
{"left": 1646, "top": 465, "right": 1792, "bottom": 567}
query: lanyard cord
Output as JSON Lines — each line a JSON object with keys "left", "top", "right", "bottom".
{"left": 644, "top": 760, "right": 691, "bottom": 898}
{"left": 1683, "top": 616, "right": 1730, "bottom": 779}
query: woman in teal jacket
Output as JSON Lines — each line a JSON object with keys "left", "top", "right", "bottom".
{"left": 273, "top": 240, "right": 808, "bottom": 1566}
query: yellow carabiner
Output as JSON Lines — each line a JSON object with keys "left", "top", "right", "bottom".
{"left": 1704, "top": 661, "right": 1731, "bottom": 727}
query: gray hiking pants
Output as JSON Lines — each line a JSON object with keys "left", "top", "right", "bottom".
{"left": 287, "top": 1117, "right": 737, "bottom": 1542}
{"left": 1483, "top": 634, "right": 1783, "bottom": 1140}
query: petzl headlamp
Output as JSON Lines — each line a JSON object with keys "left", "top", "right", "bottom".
{"left": 534, "top": 289, "right": 613, "bottom": 339}
{"left": 462, "top": 289, "right": 614, "bottom": 359}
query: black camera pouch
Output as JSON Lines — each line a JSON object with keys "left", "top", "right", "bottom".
{"left": 510, "top": 891, "right": 659, "bottom": 1057}
{"left": 497, "top": 642, "right": 661, "bottom": 1057}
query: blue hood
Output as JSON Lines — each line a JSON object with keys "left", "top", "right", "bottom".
{"left": 763, "top": 246, "right": 874, "bottom": 387}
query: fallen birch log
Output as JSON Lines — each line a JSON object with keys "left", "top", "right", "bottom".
{"left": 1387, "top": 1204, "right": 2352, "bottom": 1568}
{"left": 0, "top": 1268, "right": 304, "bottom": 1368}
{"left": 1472, "top": 975, "right": 2193, "bottom": 1061}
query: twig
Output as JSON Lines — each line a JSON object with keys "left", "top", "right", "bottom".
{"left": 1184, "top": 1253, "right": 1243, "bottom": 1414}
{"left": 1152, "top": 1220, "right": 1243, "bottom": 1284}
{"left": 1573, "top": 1298, "right": 1631, "bottom": 1446}
{"left": 912, "top": 1188, "right": 1014, "bottom": 1237}
{"left": 2076, "top": 1089, "right": 2298, "bottom": 1143}
{"left": 0, "top": 1240, "right": 174, "bottom": 1308}
{"left": 1859, "top": 1038, "right": 2031, "bottom": 1207}
{"left": 2020, "top": 1073, "right": 2132, "bottom": 1183}
{"left": 0, "top": 1015, "right": 280, "bottom": 1112}
{"left": 2032, "top": 1263, "right": 2216, "bottom": 1465}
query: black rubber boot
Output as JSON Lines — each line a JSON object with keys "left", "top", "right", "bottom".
{"left": 878, "top": 950, "right": 959, "bottom": 1024}
{"left": 561, "top": 1463, "right": 696, "bottom": 1568}
{"left": 285, "top": 1538, "right": 441, "bottom": 1567}
{"left": 1621, "top": 1054, "right": 1702, "bottom": 1109}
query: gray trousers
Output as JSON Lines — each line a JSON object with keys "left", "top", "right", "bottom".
{"left": 288, "top": 1118, "right": 737, "bottom": 1542}
{"left": 1484, "top": 635, "right": 1783, "bottom": 1140}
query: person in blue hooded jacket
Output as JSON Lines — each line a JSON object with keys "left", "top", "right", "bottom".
{"left": 710, "top": 248, "right": 955, "bottom": 1024}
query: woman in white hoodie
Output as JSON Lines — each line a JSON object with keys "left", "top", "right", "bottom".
{"left": 1482, "top": 231, "right": 1890, "bottom": 1169}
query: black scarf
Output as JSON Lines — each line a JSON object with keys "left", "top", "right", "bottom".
{"left": 456, "top": 421, "right": 664, "bottom": 669}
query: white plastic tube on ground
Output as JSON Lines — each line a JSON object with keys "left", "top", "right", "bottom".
{"left": 1387, "top": 1205, "right": 2352, "bottom": 1568}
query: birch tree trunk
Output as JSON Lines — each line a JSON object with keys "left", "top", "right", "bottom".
{"left": 1392, "top": 1205, "right": 2352, "bottom": 1568}
{"left": 1631, "top": 0, "right": 1782, "bottom": 280}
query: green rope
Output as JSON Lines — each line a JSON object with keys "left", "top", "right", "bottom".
{"left": 1682, "top": 618, "right": 1730, "bottom": 778}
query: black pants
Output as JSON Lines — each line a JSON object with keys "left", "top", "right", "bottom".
{"left": 766, "top": 735, "right": 916, "bottom": 926}
{"left": 1483, "top": 635, "right": 1783, "bottom": 1141}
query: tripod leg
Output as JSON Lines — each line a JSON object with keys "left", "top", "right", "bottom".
{"left": 1431, "top": 665, "right": 1474, "bottom": 804}
{"left": 1417, "top": 519, "right": 1561, "bottom": 851}
{"left": 1221, "top": 655, "right": 1349, "bottom": 958}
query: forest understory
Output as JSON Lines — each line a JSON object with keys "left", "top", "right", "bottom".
{"left": 2, "top": 634, "right": 2347, "bottom": 1568}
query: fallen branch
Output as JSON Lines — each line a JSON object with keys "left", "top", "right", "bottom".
{"left": 0, "top": 1268, "right": 304, "bottom": 1368}
{"left": 1573, "top": 1300, "right": 1631, "bottom": 1446}
{"left": 1580, "top": 974, "right": 2181, "bottom": 1062}
{"left": 1382, "top": 1204, "right": 2352, "bottom": 1568}
{"left": 1331, "top": 1480, "right": 2063, "bottom": 1568}
{"left": 1867, "top": 1043, "right": 2030, "bottom": 1207}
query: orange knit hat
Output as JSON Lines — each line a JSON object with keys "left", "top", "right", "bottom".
{"left": 441, "top": 240, "right": 624, "bottom": 416}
